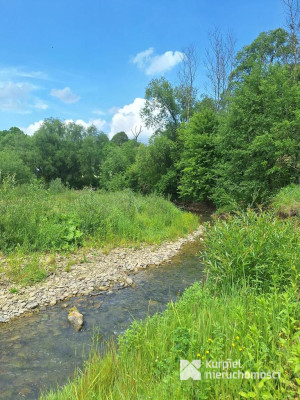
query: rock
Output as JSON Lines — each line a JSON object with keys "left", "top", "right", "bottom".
{"left": 27, "top": 302, "right": 39, "bottom": 309}
{"left": 68, "top": 307, "right": 84, "bottom": 331}
{"left": 125, "top": 277, "right": 133, "bottom": 285}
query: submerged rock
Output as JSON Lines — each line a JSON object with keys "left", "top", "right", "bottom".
{"left": 67, "top": 307, "right": 83, "bottom": 331}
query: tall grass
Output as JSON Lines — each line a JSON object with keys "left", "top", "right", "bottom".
{"left": 202, "top": 210, "right": 300, "bottom": 292}
{"left": 0, "top": 185, "right": 198, "bottom": 254}
{"left": 0, "top": 184, "right": 198, "bottom": 284}
{"left": 271, "top": 184, "right": 300, "bottom": 217}
{"left": 41, "top": 283, "right": 300, "bottom": 400}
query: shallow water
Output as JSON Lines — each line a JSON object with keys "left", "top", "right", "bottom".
{"left": 0, "top": 239, "right": 204, "bottom": 400}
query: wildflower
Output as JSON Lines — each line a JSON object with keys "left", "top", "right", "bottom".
{"left": 236, "top": 336, "right": 240, "bottom": 340}
{"left": 208, "top": 338, "right": 213, "bottom": 342}
{"left": 239, "top": 347, "right": 243, "bottom": 351}
{"left": 202, "top": 356, "right": 206, "bottom": 360}
{"left": 232, "top": 343, "right": 235, "bottom": 347}
{"left": 206, "top": 350, "right": 210, "bottom": 354}
{"left": 197, "top": 353, "right": 201, "bottom": 357}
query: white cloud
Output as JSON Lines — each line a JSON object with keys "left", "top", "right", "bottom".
{"left": 21, "top": 120, "right": 44, "bottom": 135}
{"left": 132, "top": 48, "right": 184, "bottom": 75}
{"left": 93, "top": 109, "right": 106, "bottom": 116}
{"left": 50, "top": 87, "right": 80, "bottom": 103}
{"left": 34, "top": 99, "right": 48, "bottom": 110}
{"left": 64, "top": 118, "right": 107, "bottom": 131}
{"left": 0, "top": 81, "right": 34, "bottom": 113}
{"left": 108, "top": 106, "right": 120, "bottom": 114}
{"left": 0, "top": 67, "right": 48, "bottom": 80}
{"left": 21, "top": 118, "right": 107, "bottom": 136}
{"left": 109, "top": 97, "right": 154, "bottom": 142}
{"left": 132, "top": 48, "right": 154, "bottom": 69}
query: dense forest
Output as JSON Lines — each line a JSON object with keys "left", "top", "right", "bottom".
{"left": 1, "top": 23, "right": 299, "bottom": 210}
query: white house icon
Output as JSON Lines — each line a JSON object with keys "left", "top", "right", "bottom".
{"left": 180, "top": 360, "right": 201, "bottom": 380}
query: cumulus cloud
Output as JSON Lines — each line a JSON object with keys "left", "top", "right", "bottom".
{"left": 109, "top": 98, "right": 154, "bottom": 142}
{"left": 132, "top": 48, "right": 154, "bottom": 69}
{"left": 0, "top": 81, "right": 35, "bottom": 113}
{"left": 21, "top": 118, "right": 107, "bottom": 136}
{"left": 21, "top": 120, "right": 44, "bottom": 135}
{"left": 64, "top": 118, "right": 107, "bottom": 131}
{"left": 50, "top": 87, "right": 80, "bottom": 103}
{"left": 132, "top": 48, "right": 184, "bottom": 75}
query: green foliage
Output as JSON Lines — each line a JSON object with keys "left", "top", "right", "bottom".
{"left": 202, "top": 210, "right": 300, "bottom": 291}
{"left": 212, "top": 63, "right": 300, "bottom": 207}
{"left": 131, "top": 136, "right": 178, "bottom": 197}
{"left": 110, "top": 131, "right": 129, "bottom": 146}
{"left": 178, "top": 105, "right": 218, "bottom": 202}
{"left": 141, "top": 77, "right": 181, "bottom": 133}
{"left": 0, "top": 151, "right": 34, "bottom": 184}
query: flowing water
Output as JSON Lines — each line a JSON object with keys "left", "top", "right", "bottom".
{"left": 0, "top": 236, "right": 206, "bottom": 400}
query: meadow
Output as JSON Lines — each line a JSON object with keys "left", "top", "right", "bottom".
{"left": 0, "top": 181, "right": 198, "bottom": 285}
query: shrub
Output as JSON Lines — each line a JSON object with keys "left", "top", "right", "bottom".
{"left": 202, "top": 210, "right": 300, "bottom": 291}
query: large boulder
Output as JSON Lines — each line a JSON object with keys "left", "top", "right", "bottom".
{"left": 68, "top": 307, "right": 84, "bottom": 331}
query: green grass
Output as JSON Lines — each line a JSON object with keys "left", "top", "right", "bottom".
{"left": 202, "top": 210, "right": 300, "bottom": 292}
{"left": 0, "top": 183, "right": 198, "bottom": 285}
{"left": 41, "top": 283, "right": 300, "bottom": 400}
{"left": 271, "top": 184, "right": 300, "bottom": 218}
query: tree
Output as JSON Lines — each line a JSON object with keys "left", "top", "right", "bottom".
{"left": 111, "top": 131, "right": 129, "bottom": 146}
{"left": 177, "top": 103, "right": 218, "bottom": 202}
{"left": 213, "top": 63, "right": 300, "bottom": 207}
{"left": 282, "top": 0, "right": 300, "bottom": 66}
{"left": 141, "top": 77, "right": 181, "bottom": 140}
{"left": 0, "top": 150, "right": 33, "bottom": 184}
{"left": 99, "top": 140, "right": 137, "bottom": 191}
{"left": 131, "top": 136, "right": 178, "bottom": 197}
{"left": 205, "top": 28, "right": 236, "bottom": 110}
{"left": 177, "top": 45, "right": 199, "bottom": 121}
{"left": 131, "top": 126, "right": 142, "bottom": 142}
{"left": 231, "top": 28, "right": 291, "bottom": 82}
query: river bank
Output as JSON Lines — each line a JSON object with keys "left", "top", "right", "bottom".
{"left": 0, "top": 226, "right": 203, "bottom": 323}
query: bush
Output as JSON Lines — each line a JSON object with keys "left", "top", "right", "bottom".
{"left": 202, "top": 210, "right": 300, "bottom": 291}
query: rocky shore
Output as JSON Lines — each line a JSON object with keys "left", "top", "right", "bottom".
{"left": 0, "top": 226, "right": 203, "bottom": 323}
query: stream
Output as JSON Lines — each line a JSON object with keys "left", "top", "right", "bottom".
{"left": 0, "top": 236, "right": 205, "bottom": 400}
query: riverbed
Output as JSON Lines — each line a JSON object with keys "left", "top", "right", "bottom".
{"left": 0, "top": 238, "right": 204, "bottom": 400}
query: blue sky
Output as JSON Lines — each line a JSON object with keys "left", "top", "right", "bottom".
{"left": 0, "top": 0, "right": 285, "bottom": 140}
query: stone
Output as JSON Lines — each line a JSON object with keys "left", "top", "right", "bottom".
{"left": 27, "top": 302, "right": 38, "bottom": 309}
{"left": 68, "top": 307, "right": 84, "bottom": 331}
{"left": 126, "top": 277, "right": 133, "bottom": 285}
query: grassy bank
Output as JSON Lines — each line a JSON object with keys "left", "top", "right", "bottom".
{"left": 41, "top": 285, "right": 300, "bottom": 400}
{"left": 41, "top": 186, "right": 300, "bottom": 400}
{"left": 0, "top": 183, "right": 198, "bottom": 285}
{"left": 271, "top": 184, "right": 300, "bottom": 218}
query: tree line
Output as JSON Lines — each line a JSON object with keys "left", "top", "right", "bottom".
{"left": 1, "top": 1, "right": 299, "bottom": 209}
